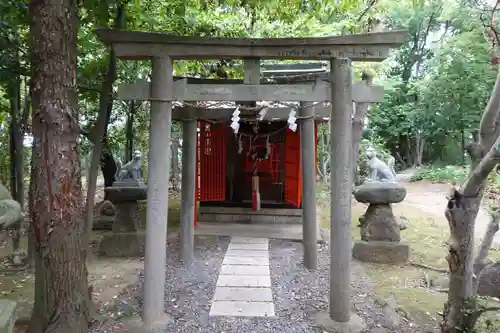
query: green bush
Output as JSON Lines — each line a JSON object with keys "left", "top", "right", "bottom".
{"left": 409, "top": 165, "right": 469, "bottom": 183}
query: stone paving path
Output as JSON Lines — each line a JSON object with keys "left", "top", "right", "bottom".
{"left": 209, "top": 237, "right": 275, "bottom": 317}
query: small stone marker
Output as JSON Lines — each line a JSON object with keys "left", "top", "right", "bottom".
{"left": 0, "top": 299, "right": 16, "bottom": 333}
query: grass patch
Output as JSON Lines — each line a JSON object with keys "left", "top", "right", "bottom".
{"left": 317, "top": 184, "right": 500, "bottom": 332}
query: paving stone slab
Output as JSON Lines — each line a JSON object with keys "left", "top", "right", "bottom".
{"left": 209, "top": 300, "right": 275, "bottom": 317}
{"left": 225, "top": 249, "right": 269, "bottom": 257}
{"left": 227, "top": 243, "right": 269, "bottom": 250}
{"left": 223, "top": 256, "right": 270, "bottom": 266}
{"left": 213, "top": 287, "right": 273, "bottom": 302}
{"left": 230, "top": 237, "right": 269, "bottom": 244}
{"left": 216, "top": 275, "right": 271, "bottom": 287}
{"left": 220, "top": 264, "right": 270, "bottom": 275}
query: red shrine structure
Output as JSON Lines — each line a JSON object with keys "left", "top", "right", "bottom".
{"left": 195, "top": 119, "right": 318, "bottom": 222}
{"left": 192, "top": 63, "right": 329, "bottom": 226}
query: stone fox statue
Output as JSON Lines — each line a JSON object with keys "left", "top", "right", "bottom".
{"left": 115, "top": 150, "right": 143, "bottom": 181}
{"left": 365, "top": 147, "right": 396, "bottom": 183}
{"left": 0, "top": 183, "right": 23, "bottom": 230}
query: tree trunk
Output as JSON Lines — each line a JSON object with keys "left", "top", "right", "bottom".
{"left": 414, "top": 134, "right": 425, "bottom": 167}
{"left": 474, "top": 211, "right": 500, "bottom": 275}
{"left": 442, "top": 68, "right": 500, "bottom": 333}
{"left": 125, "top": 100, "right": 135, "bottom": 161}
{"left": 461, "top": 129, "right": 466, "bottom": 165}
{"left": 8, "top": 77, "right": 24, "bottom": 265}
{"left": 442, "top": 192, "right": 480, "bottom": 333}
{"left": 83, "top": 3, "right": 124, "bottom": 248}
{"left": 170, "top": 138, "right": 180, "bottom": 190}
{"left": 28, "top": 0, "right": 90, "bottom": 332}
{"left": 100, "top": 142, "right": 118, "bottom": 191}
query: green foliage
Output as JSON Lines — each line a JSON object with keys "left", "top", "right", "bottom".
{"left": 367, "top": 1, "right": 497, "bottom": 166}
{"left": 460, "top": 296, "right": 500, "bottom": 333}
{"left": 409, "top": 165, "right": 469, "bottom": 182}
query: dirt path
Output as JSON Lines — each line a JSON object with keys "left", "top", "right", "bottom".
{"left": 397, "top": 172, "right": 500, "bottom": 247}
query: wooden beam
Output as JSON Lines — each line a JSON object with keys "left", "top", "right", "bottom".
{"left": 112, "top": 43, "right": 391, "bottom": 61}
{"left": 171, "top": 107, "right": 331, "bottom": 121}
{"left": 262, "top": 62, "right": 327, "bottom": 70}
{"left": 94, "top": 29, "right": 407, "bottom": 61}
{"left": 118, "top": 80, "right": 384, "bottom": 103}
{"left": 262, "top": 68, "right": 328, "bottom": 77}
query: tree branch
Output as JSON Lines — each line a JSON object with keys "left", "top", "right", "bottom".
{"left": 463, "top": 133, "right": 500, "bottom": 196}
{"left": 474, "top": 210, "right": 500, "bottom": 276}
{"left": 481, "top": 71, "right": 500, "bottom": 144}
{"left": 357, "top": 0, "right": 377, "bottom": 21}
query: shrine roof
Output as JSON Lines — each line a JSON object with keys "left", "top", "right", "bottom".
{"left": 94, "top": 29, "right": 407, "bottom": 61}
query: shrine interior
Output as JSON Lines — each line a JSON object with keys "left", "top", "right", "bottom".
{"left": 197, "top": 119, "right": 315, "bottom": 210}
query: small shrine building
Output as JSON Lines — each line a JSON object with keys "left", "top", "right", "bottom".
{"left": 96, "top": 29, "right": 406, "bottom": 330}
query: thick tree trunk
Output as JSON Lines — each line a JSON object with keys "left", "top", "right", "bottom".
{"left": 442, "top": 192, "right": 480, "bottom": 333}
{"left": 28, "top": 0, "right": 90, "bottom": 332}
{"left": 442, "top": 68, "right": 500, "bottom": 333}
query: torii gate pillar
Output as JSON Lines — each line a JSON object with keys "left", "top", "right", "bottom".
{"left": 142, "top": 56, "right": 173, "bottom": 328}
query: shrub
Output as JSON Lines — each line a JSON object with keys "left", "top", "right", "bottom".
{"left": 409, "top": 165, "right": 469, "bottom": 183}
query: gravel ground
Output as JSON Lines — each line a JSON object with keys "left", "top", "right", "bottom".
{"left": 90, "top": 236, "right": 416, "bottom": 333}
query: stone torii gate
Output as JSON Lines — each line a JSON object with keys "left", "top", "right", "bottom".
{"left": 95, "top": 29, "right": 406, "bottom": 331}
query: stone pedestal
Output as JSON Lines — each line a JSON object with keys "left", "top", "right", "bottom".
{"left": 105, "top": 184, "right": 147, "bottom": 231}
{"left": 93, "top": 200, "right": 116, "bottom": 230}
{"left": 99, "top": 232, "right": 146, "bottom": 257}
{"left": 352, "top": 182, "right": 409, "bottom": 265}
{"left": 113, "top": 202, "right": 141, "bottom": 232}
{"left": 352, "top": 241, "right": 409, "bottom": 265}
{"left": 99, "top": 183, "right": 147, "bottom": 257}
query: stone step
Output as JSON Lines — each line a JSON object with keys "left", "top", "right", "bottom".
{"left": 230, "top": 237, "right": 269, "bottom": 244}
{"left": 199, "top": 206, "right": 302, "bottom": 216}
{"left": 227, "top": 243, "right": 269, "bottom": 251}
{"left": 216, "top": 275, "right": 271, "bottom": 288}
{"left": 209, "top": 300, "right": 275, "bottom": 317}
{"left": 198, "top": 213, "right": 302, "bottom": 224}
{"left": 213, "top": 287, "right": 273, "bottom": 302}
{"left": 220, "top": 264, "right": 269, "bottom": 275}
{"left": 223, "top": 256, "right": 270, "bottom": 266}
{"left": 225, "top": 249, "right": 270, "bottom": 257}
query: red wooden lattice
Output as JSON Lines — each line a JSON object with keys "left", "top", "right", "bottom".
{"left": 197, "top": 121, "right": 226, "bottom": 201}
{"left": 284, "top": 128, "right": 302, "bottom": 208}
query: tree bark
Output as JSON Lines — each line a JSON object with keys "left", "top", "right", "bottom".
{"left": 474, "top": 211, "right": 500, "bottom": 276}
{"left": 125, "top": 100, "right": 135, "bottom": 161}
{"left": 8, "top": 76, "right": 25, "bottom": 265}
{"left": 442, "top": 68, "right": 500, "bottom": 333}
{"left": 28, "top": 0, "right": 90, "bottom": 332}
{"left": 82, "top": 3, "right": 125, "bottom": 248}
{"left": 351, "top": 73, "right": 372, "bottom": 175}
{"left": 170, "top": 138, "right": 180, "bottom": 191}
{"left": 414, "top": 134, "right": 425, "bottom": 166}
